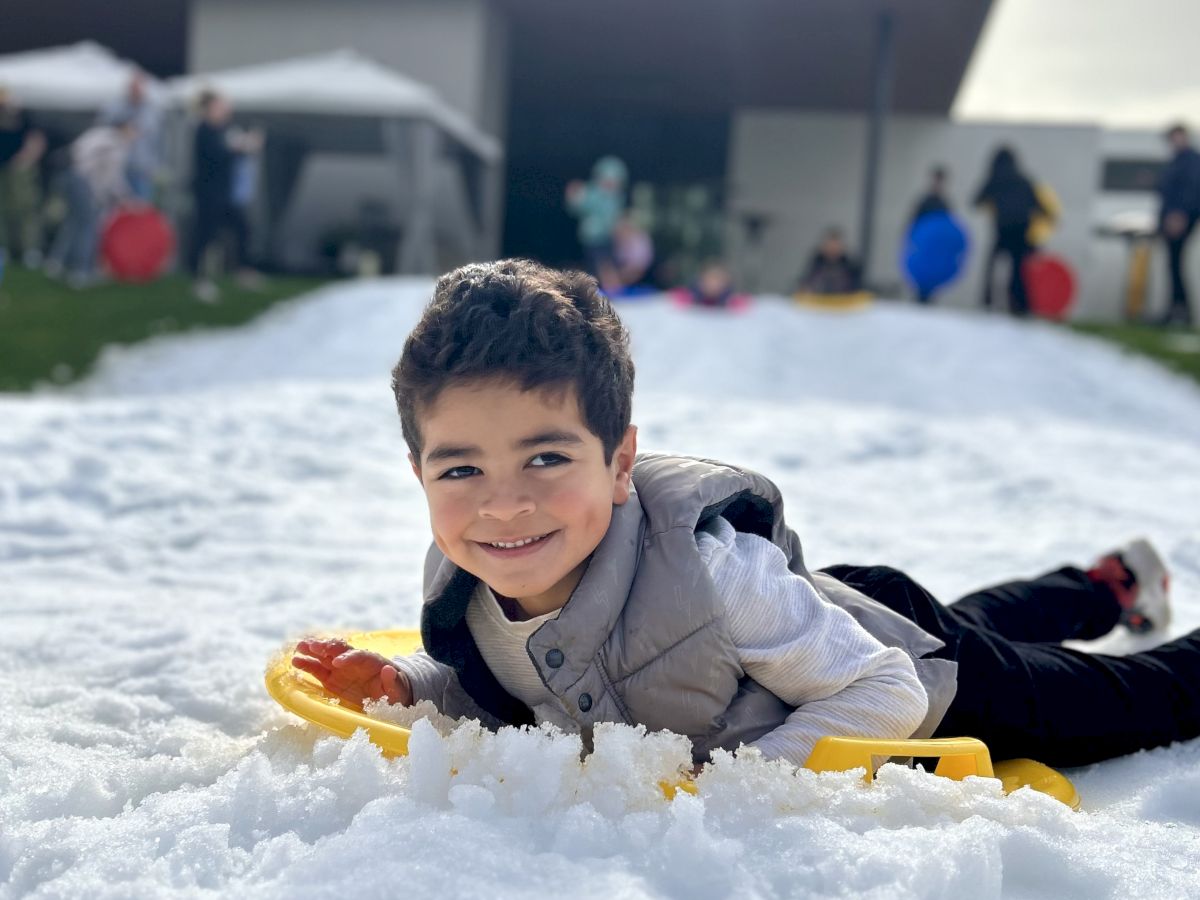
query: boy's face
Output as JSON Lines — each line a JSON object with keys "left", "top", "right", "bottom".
{"left": 412, "top": 379, "right": 637, "bottom": 618}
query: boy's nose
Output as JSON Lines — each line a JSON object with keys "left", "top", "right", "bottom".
{"left": 478, "top": 487, "right": 535, "bottom": 521}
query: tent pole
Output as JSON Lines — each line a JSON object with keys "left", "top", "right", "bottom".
{"left": 395, "top": 120, "right": 438, "bottom": 274}
{"left": 858, "top": 7, "right": 895, "bottom": 285}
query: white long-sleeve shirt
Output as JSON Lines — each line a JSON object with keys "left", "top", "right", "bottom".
{"left": 398, "top": 517, "right": 928, "bottom": 767}
{"left": 71, "top": 126, "right": 131, "bottom": 206}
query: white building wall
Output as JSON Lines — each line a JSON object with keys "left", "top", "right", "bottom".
{"left": 189, "top": 0, "right": 491, "bottom": 129}
{"left": 727, "top": 112, "right": 1186, "bottom": 320}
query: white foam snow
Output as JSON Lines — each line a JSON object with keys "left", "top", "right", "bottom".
{"left": 3, "top": 280, "right": 1199, "bottom": 898}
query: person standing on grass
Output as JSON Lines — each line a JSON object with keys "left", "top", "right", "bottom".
{"left": 188, "top": 90, "right": 263, "bottom": 304}
{"left": 98, "top": 71, "right": 164, "bottom": 204}
{"left": 0, "top": 87, "right": 47, "bottom": 268}
{"left": 973, "top": 146, "right": 1045, "bottom": 316}
{"left": 44, "top": 116, "right": 138, "bottom": 289}
{"left": 1157, "top": 124, "right": 1200, "bottom": 327}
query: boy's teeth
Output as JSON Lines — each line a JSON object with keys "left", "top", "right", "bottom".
{"left": 489, "top": 534, "right": 547, "bottom": 549}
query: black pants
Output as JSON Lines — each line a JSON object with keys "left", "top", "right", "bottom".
{"left": 983, "top": 223, "right": 1032, "bottom": 316}
{"left": 822, "top": 564, "right": 1200, "bottom": 767}
{"left": 188, "top": 197, "right": 249, "bottom": 276}
{"left": 1164, "top": 217, "right": 1196, "bottom": 324}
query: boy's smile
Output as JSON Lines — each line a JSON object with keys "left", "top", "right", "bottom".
{"left": 413, "top": 379, "right": 636, "bottom": 618}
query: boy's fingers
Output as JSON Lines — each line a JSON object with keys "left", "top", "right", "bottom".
{"left": 381, "top": 665, "right": 400, "bottom": 703}
{"left": 381, "top": 665, "right": 412, "bottom": 705}
{"left": 331, "top": 649, "right": 382, "bottom": 671}
{"left": 291, "top": 655, "right": 331, "bottom": 679}
{"left": 297, "top": 638, "right": 352, "bottom": 659}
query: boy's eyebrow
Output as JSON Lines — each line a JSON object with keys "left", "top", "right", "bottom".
{"left": 423, "top": 431, "right": 583, "bottom": 464}
{"left": 424, "top": 444, "right": 479, "bottom": 463}
{"left": 516, "top": 430, "right": 585, "bottom": 449}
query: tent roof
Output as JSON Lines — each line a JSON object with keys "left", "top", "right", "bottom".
{"left": 0, "top": 41, "right": 162, "bottom": 112}
{"left": 169, "top": 50, "right": 500, "bottom": 160}
{"left": 0, "top": 41, "right": 160, "bottom": 111}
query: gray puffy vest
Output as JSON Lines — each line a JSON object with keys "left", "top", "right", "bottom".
{"left": 419, "top": 452, "right": 957, "bottom": 760}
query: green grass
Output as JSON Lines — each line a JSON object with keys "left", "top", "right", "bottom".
{"left": 1069, "top": 322, "right": 1200, "bottom": 387}
{"left": 0, "top": 265, "right": 328, "bottom": 391}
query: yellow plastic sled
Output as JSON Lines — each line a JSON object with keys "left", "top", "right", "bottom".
{"left": 269, "top": 629, "right": 1079, "bottom": 808}
{"left": 792, "top": 290, "right": 874, "bottom": 312}
{"left": 267, "top": 629, "right": 424, "bottom": 757}
{"left": 1028, "top": 183, "right": 1061, "bottom": 247}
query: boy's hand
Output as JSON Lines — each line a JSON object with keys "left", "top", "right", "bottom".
{"left": 292, "top": 638, "right": 413, "bottom": 707}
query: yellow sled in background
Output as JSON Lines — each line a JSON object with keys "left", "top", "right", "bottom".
{"left": 267, "top": 629, "right": 1079, "bottom": 809}
{"left": 792, "top": 290, "right": 874, "bottom": 312}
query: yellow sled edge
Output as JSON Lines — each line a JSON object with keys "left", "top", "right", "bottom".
{"left": 805, "top": 735, "right": 1079, "bottom": 809}
{"left": 269, "top": 632, "right": 1079, "bottom": 808}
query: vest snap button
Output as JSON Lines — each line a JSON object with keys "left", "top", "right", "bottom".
{"left": 545, "top": 648, "right": 564, "bottom": 668}
{"left": 577, "top": 692, "right": 593, "bottom": 712}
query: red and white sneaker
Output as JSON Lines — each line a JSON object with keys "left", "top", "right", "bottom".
{"left": 1088, "top": 538, "right": 1171, "bottom": 634}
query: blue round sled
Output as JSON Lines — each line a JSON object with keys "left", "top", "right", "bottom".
{"left": 902, "top": 212, "right": 970, "bottom": 299}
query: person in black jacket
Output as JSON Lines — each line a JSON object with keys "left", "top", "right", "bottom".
{"left": 907, "top": 166, "right": 953, "bottom": 304}
{"left": 973, "top": 147, "right": 1045, "bottom": 316}
{"left": 188, "top": 90, "right": 262, "bottom": 303}
{"left": 1157, "top": 124, "right": 1200, "bottom": 326}
{"left": 909, "top": 165, "right": 951, "bottom": 228}
{"left": 798, "top": 228, "right": 863, "bottom": 295}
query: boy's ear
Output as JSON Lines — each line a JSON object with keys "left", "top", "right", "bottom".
{"left": 611, "top": 425, "right": 638, "bottom": 506}
{"left": 408, "top": 452, "right": 423, "bottom": 484}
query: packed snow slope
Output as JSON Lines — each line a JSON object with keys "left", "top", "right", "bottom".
{"left": 3, "top": 279, "right": 1200, "bottom": 899}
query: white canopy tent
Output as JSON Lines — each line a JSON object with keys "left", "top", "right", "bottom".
{"left": 0, "top": 41, "right": 162, "bottom": 112}
{"left": 168, "top": 50, "right": 503, "bottom": 274}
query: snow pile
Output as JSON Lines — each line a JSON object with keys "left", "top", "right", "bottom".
{"left": 3, "top": 281, "right": 1200, "bottom": 898}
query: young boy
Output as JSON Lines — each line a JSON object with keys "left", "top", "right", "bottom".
{"left": 294, "top": 259, "right": 1200, "bottom": 769}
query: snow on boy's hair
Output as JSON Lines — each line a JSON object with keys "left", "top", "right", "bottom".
{"left": 392, "top": 258, "right": 635, "bottom": 464}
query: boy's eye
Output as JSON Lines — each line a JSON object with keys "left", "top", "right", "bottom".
{"left": 528, "top": 452, "right": 569, "bottom": 468}
{"left": 438, "top": 465, "right": 480, "bottom": 480}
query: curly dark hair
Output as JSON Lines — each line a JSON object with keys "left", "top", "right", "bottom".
{"left": 392, "top": 259, "right": 635, "bottom": 464}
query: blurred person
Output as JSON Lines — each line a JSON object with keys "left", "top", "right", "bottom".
{"left": 565, "top": 155, "right": 627, "bottom": 292}
{"left": 689, "top": 259, "right": 737, "bottom": 308}
{"left": 612, "top": 213, "right": 654, "bottom": 290}
{"left": 227, "top": 123, "right": 265, "bottom": 289}
{"left": 44, "top": 115, "right": 139, "bottom": 288}
{"left": 1157, "top": 124, "right": 1200, "bottom": 327}
{"left": 98, "top": 71, "right": 164, "bottom": 203}
{"left": 0, "top": 87, "right": 47, "bottom": 267}
{"left": 907, "top": 166, "right": 958, "bottom": 304}
{"left": 973, "top": 146, "right": 1046, "bottom": 316}
{"left": 188, "top": 90, "right": 263, "bottom": 303}
{"left": 799, "top": 227, "right": 862, "bottom": 294}
{"left": 909, "top": 165, "right": 951, "bottom": 227}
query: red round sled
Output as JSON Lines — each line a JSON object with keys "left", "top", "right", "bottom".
{"left": 100, "top": 206, "right": 176, "bottom": 282}
{"left": 1023, "top": 254, "right": 1076, "bottom": 320}
{"left": 668, "top": 287, "right": 752, "bottom": 312}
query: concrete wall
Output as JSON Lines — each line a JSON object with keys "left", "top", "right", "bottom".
{"left": 727, "top": 112, "right": 1188, "bottom": 320}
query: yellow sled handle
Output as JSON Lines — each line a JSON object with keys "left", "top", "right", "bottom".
{"left": 804, "top": 736, "right": 1080, "bottom": 808}
{"left": 806, "top": 735, "right": 995, "bottom": 780}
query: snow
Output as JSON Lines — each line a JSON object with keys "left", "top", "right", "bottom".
{"left": 3, "top": 279, "right": 1200, "bottom": 898}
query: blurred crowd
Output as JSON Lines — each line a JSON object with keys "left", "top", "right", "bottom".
{"left": 0, "top": 74, "right": 263, "bottom": 302}
{"left": 563, "top": 128, "right": 1200, "bottom": 326}
{"left": 4, "top": 65, "right": 1199, "bottom": 327}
